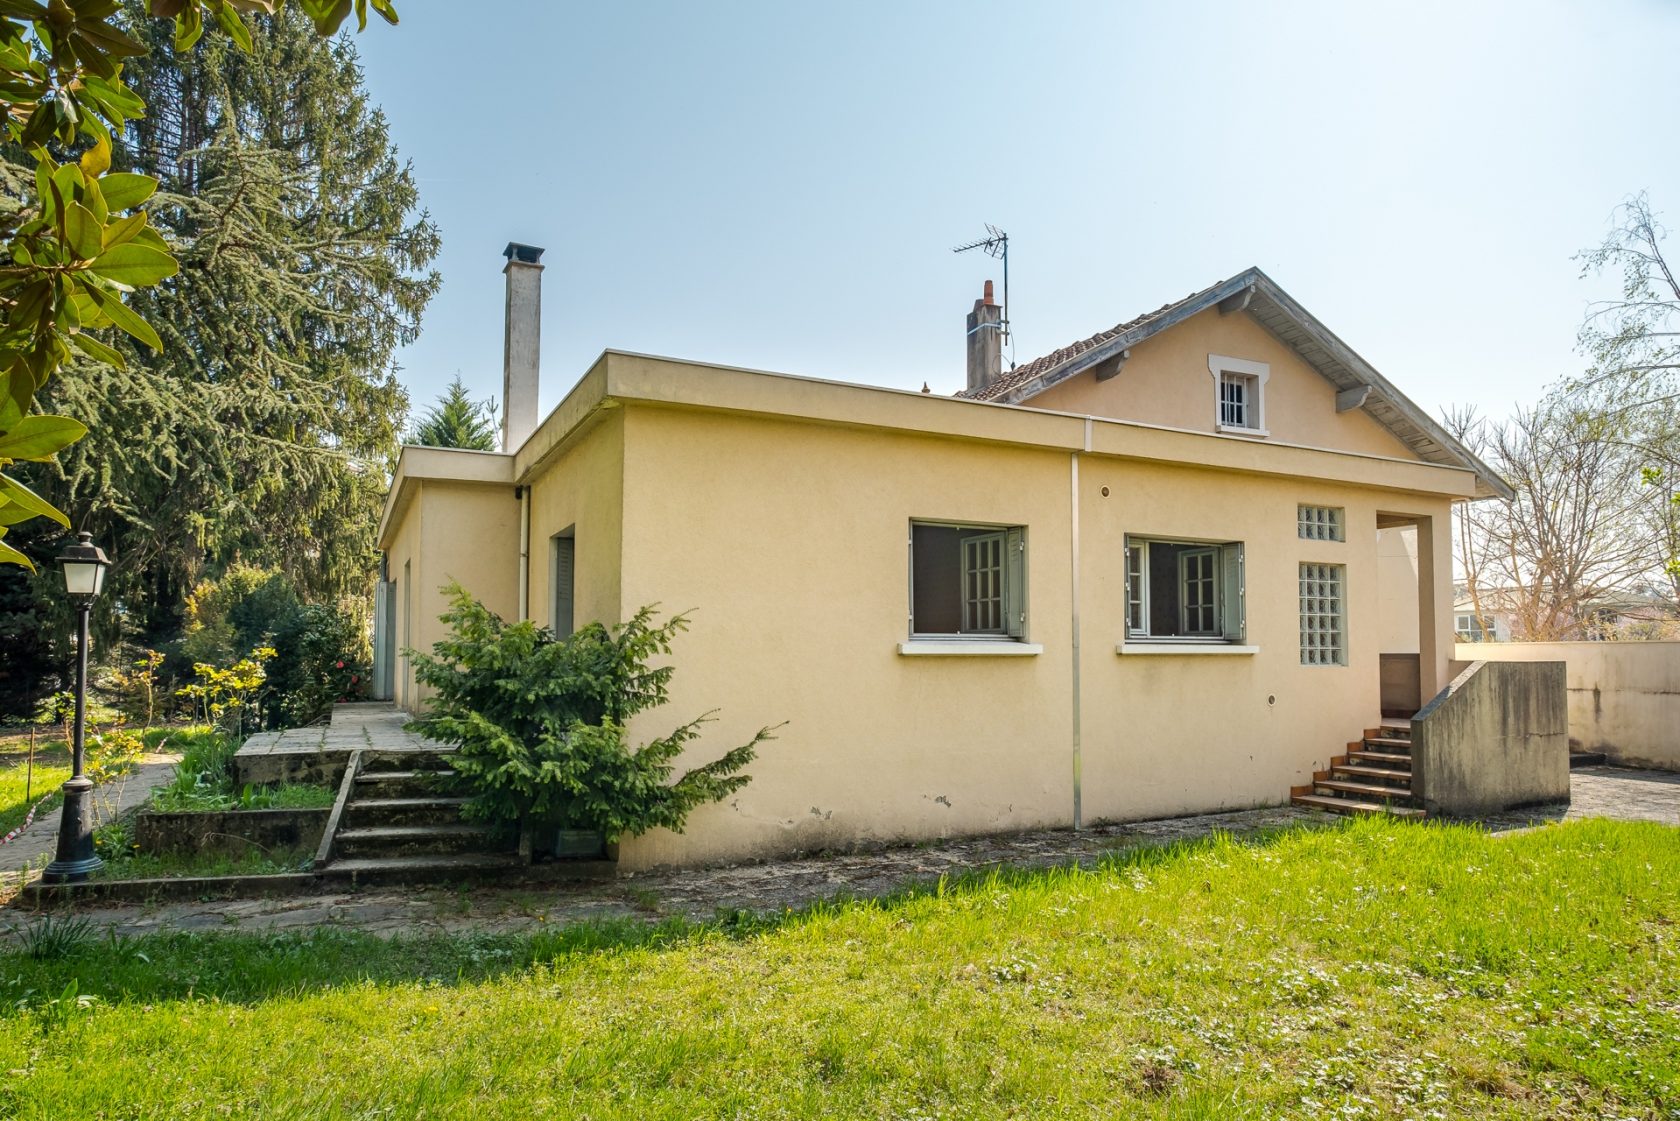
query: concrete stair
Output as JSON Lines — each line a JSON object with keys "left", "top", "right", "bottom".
{"left": 1291, "top": 724, "right": 1427, "bottom": 819}
{"left": 318, "top": 749, "right": 519, "bottom": 883}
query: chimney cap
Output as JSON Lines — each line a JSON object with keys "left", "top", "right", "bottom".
{"left": 504, "top": 242, "right": 545, "bottom": 264}
{"left": 982, "top": 279, "right": 994, "bottom": 305}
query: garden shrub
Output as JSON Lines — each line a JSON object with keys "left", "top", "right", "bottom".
{"left": 176, "top": 566, "right": 369, "bottom": 729}
{"left": 410, "top": 585, "right": 778, "bottom": 843}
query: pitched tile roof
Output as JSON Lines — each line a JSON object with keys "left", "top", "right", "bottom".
{"left": 956, "top": 277, "right": 1231, "bottom": 402}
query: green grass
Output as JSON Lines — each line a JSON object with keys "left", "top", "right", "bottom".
{"left": 2, "top": 817, "right": 1677, "bottom": 1119}
{"left": 0, "top": 723, "right": 213, "bottom": 835}
{"left": 0, "top": 758, "right": 69, "bottom": 835}
{"left": 89, "top": 846, "right": 313, "bottom": 880}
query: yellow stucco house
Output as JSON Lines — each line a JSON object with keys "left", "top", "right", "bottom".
{"left": 375, "top": 246, "right": 1562, "bottom": 871}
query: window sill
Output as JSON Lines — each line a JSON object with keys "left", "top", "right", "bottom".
{"left": 898, "top": 641, "right": 1044, "bottom": 657}
{"left": 1116, "top": 643, "right": 1259, "bottom": 656}
{"left": 1217, "top": 424, "right": 1270, "bottom": 438}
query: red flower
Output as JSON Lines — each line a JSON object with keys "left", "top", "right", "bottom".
{"left": 335, "top": 660, "right": 344, "bottom": 669}
{"left": 350, "top": 674, "right": 359, "bottom": 684}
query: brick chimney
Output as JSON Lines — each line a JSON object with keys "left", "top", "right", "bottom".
{"left": 501, "top": 242, "right": 544, "bottom": 452}
{"left": 966, "top": 279, "right": 1002, "bottom": 393}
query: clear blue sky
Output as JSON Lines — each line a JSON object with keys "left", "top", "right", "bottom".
{"left": 354, "top": 1, "right": 1679, "bottom": 428}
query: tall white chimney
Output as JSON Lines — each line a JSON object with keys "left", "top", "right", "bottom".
{"left": 501, "top": 242, "right": 544, "bottom": 452}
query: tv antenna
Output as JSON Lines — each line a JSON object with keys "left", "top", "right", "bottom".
{"left": 953, "top": 224, "right": 1011, "bottom": 350}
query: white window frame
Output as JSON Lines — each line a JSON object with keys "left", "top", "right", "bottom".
{"left": 1299, "top": 562, "right": 1347, "bottom": 666}
{"left": 1208, "top": 354, "right": 1270, "bottom": 436}
{"left": 907, "top": 520, "right": 1028, "bottom": 643}
{"left": 1454, "top": 613, "right": 1489, "bottom": 642}
{"left": 1125, "top": 536, "right": 1246, "bottom": 645}
{"left": 1298, "top": 505, "right": 1345, "bottom": 542}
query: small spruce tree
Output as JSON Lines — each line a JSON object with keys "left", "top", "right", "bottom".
{"left": 410, "top": 377, "right": 498, "bottom": 451}
{"left": 410, "top": 586, "right": 779, "bottom": 843}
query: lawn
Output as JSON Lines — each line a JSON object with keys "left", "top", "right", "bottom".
{"left": 0, "top": 734, "right": 70, "bottom": 836}
{"left": 1, "top": 817, "right": 1676, "bottom": 1120}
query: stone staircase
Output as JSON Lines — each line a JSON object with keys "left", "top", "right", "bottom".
{"left": 316, "top": 749, "right": 520, "bottom": 884}
{"left": 1291, "top": 724, "right": 1427, "bottom": 819}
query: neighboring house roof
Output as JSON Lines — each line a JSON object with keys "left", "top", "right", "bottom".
{"left": 959, "top": 266, "right": 1515, "bottom": 501}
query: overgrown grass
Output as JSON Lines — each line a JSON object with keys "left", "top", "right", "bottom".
{"left": 143, "top": 726, "right": 332, "bottom": 812}
{"left": 2, "top": 817, "right": 1677, "bottom": 1119}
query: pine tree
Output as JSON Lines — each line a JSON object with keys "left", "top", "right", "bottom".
{"left": 411, "top": 377, "right": 497, "bottom": 451}
{"left": 15, "top": 2, "right": 439, "bottom": 648}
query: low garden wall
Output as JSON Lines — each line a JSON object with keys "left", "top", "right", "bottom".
{"left": 1412, "top": 660, "right": 1569, "bottom": 817}
{"left": 135, "top": 807, "right": 332, "bottom": 856}
{"left": 1456, "top": 640, "right": 1680, "bottom": 771}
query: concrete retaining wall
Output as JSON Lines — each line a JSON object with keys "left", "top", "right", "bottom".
{"left": 134, "top": 808, "right": 331, "bottom": 856}
{"left": 1456, "top": 641, "right": 1680, "bottom": 771}
{"left": 1412, "top": 660, "right": 1569, "bottom": 817}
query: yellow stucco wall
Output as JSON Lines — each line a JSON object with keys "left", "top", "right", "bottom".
{"left": 613, "top": 404, "right": 1078, "bottom": 868}
{"left": 385, "top": 479, "right": 520, "bottom": 707}
{"left": 600, "top": 401, "right": 1458, "bottom": 869}
{"left": 1025, "top": 306, "right": 1420, "bottom": 460}
{"left": 525, "top": 409, "right": 626, "bottom": 635}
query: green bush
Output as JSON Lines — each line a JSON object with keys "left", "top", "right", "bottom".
{"left": 177, "top": 566, "right": 368, "bottom": 729}
{"left": 410, "top": 585, "right": 777, "bottom": 843}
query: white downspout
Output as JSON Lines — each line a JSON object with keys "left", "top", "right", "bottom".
{"left": 517, "top": 485, "right": 530, "bottom": 620}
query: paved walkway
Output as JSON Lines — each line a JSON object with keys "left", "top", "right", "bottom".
{"left": 235, "top": 702, "right": 439, "bottom": 763}
{"left": 0, "top": 753, "right": 181, "bottom": 879}
{"left": 2, "top": 765, "right": 1672, "bottom": 942}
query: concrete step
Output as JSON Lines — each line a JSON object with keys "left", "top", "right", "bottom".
{"left": 319, "top": 852, "right": 524, "bottom": 886}
{"left": 1332, "top": 763, "right": 1413, "bottom": 784}
{"left": 1364, "top": 737, "right": 1413, "bottom": 751}
{"left": 343, "top": 796, "right": 470, "bottom": 829}
{"left": 354, "top": 769, "right": 457, "bottom": 798}
{"left": 1348, "top": 750, "right": 1411, "bottom": 767}
{"left": 1315, "top": 778, "right": 1416, "bottom": 800}
{"left": 1291, "top": 793, "right": 1427, "bottom": 819}
{"left": 334, "top": 823, "right": 510, "bottom": 860}
{"left": 360, "top": 750, "right": 456, "bottom": 774}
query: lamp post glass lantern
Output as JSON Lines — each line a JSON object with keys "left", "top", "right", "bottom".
{"left": 42, "top": 531, "right": 110, "bottom": 884}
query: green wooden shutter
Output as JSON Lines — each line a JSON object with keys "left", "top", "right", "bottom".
{"left": 1005, "top": 527, "right": 1026, "bottom": 638}
{"left": 552, "top": 536, "right": 575, "bottom": 638}
{"left": 1220, "top": 541, "right": 1245, "bottom": 642}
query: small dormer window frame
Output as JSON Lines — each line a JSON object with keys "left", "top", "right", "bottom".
{"left": 1208, "top": 354, "right": 1270, "bottom": 437}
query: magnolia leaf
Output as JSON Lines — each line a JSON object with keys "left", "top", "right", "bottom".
{"left": 90, "top": 243, "right": 178, "bottom": 288}
{"left": 0, "top": 535, "right": 34, "bottom": 570}
{"left": 101, "top": 210, "right": 146, "bottom": 249}
{"left": 64, "top": 201, "right": 103, "bottom": 259}
{"left": 149, "top": 0, "right": 186, "bottom": 16}
{"left": 173, "top": 5, "right": 202, "bottom": 50}
{"left": 0, "top": 471, "right": 70, "bottom": 527}
{"left": 71, "top": 330, "right": 128, "bottom": 369}
{"left": 211, "top": 2, "right": 253, "bottom": 51}
{"left": 0, "top": 414, "right": 88, "bottom": 461}
{"left": 86, "top": 286, "right": 163, "bottom": 351}
{"left": 97, "top": 172, "right": 158, "bottom": 211}
{"left": 79, "top": 132, "right": 112, "bottom": 178}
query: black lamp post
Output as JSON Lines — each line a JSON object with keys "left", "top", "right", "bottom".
{"left": 41, "top": 531, "right": 110, "bottom": 885}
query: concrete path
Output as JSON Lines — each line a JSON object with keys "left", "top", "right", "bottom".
{"left": 0, "top": 752, "right": 181, "bottom": 879}
{"left": 2, "top": 767, "right": 1673, "bottom": 942}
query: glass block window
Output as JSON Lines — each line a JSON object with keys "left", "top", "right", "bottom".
{"left": 1299, "top": 563, "right": 1346, "bottom": 666}
{"left": 1298, "top": 505, "right": 1344, "bottom": 541}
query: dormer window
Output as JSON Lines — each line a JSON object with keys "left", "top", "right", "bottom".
{"left": 1208, "top": 355, "right": 1269, "bottom": 436}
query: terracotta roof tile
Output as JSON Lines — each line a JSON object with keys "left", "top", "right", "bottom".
{"left": 956, "top": 277, "right": 1231, "bottom": 402}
